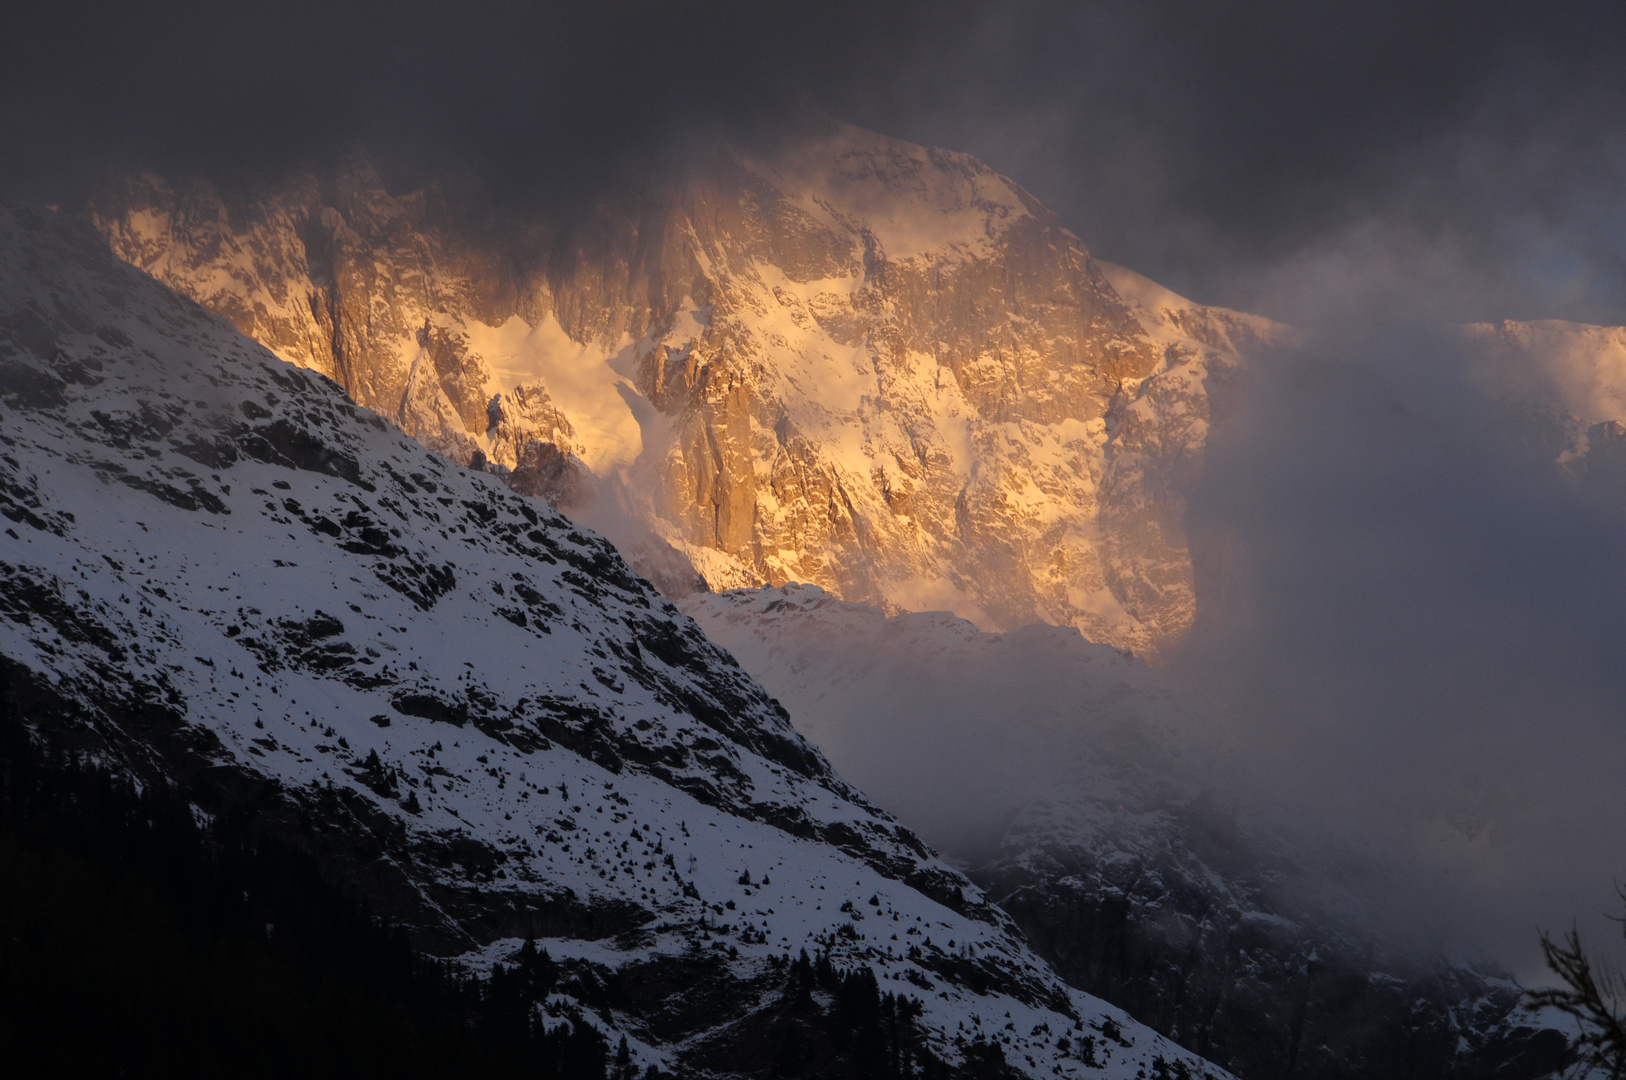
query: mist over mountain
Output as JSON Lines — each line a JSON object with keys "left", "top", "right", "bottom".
{"left": 83, "top": 129, "right": 1274, "bottom": 657}
{"left": 7, "top": 1, "right": 1625, "bottom": 316}
{"left": 682, "top": 584, "right": 1566, "bottom": 1079}
{"left": 4, "top": 4, "right": 1626, "bottom": 1077}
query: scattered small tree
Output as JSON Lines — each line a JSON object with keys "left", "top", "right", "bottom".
{"left": 1531, "top": 896, "right": 1626, "bottom": 1078}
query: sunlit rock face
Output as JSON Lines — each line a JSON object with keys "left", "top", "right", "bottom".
{"left": 87, "top": 121, "right": 1287, "bottom": 657}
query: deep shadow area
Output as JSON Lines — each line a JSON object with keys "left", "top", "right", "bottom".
{"left": 0, "top": 679, "right": 617, "bottom": 1080}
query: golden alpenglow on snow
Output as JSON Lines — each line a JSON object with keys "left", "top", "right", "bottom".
{"left": 89, "top": 124, "right": 1292, "bottom": 660}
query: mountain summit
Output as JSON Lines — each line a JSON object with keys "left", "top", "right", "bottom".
{"left": 86, "top": 122, "right": 1287, "bottom": 658}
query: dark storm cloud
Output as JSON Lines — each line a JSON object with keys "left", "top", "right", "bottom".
{"left": 7, "top": 1, "right": 1624, "bottom": 313}
{"left": 841, "top": 1, "right": 1626, "bottom": 322}
{"left": 1174, "top": 299, "right": 1626, "bottom": 970}
{"left": 1, "top": 0, "right": 942, "bottom": 207}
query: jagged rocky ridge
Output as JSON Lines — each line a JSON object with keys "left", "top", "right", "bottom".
{"left": 0, "top": 206, "right": 1230, "bottom": 1078}
{"left": 80, "top": 122, "right": 1626, "bottom": 661}
{"left": 85, "top": 120, "right": 1289, "bottom": 659}
{"left": 682, "top": 584, "right": 1569, "bottom": 1080}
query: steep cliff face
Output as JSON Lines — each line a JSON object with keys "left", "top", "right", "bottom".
{"left": 86, "top": 123, "right": 1288, "bottom": 657}
{"left": 0, "top": 207, "right": 1228, "bottom": 1079}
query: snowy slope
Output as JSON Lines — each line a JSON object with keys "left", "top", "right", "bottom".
{"left": 0, "top": 207, "right": 1228, "bottom": 1079}
{"left": 1466, "top": 319, "right": 1626, "bottom": 426}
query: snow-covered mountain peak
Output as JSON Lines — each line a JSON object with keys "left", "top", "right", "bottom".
{"left": 1467, "top": 318, "right": 1626, "bottom": 426}
{"left": 1097, "top": 260, "right": 1297, "bottom": 363}
{"left": 0, "top": 206, "right": 1228, "bottom": 1078}
{"left": 83, "top": 128, "right": 1626, "bottom": 674}
{"left": 83, "top": 126, "right": 1226, "bottom": 658}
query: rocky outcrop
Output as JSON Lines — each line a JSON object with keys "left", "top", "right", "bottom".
{"left": 85, "top": 122, "right": 1290, "bottom": 658}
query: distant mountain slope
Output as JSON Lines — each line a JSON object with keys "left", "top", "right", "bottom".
{"left": 84, "top": 121, "right": 1292, "bottom": 658}
{"left": 0, "top": 207, "right": 1226, "bottom": 1079}
{"left": 683, "top": 584, "right": 1566, "bottom": 1080}
{"left": 1468, "top": 319, "right": 1626, "bottom": 425}
{"left": 1465, "top": 319, "right": 1626, "bottom": 509}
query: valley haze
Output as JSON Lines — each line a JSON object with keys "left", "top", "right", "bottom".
{"left": 3, "top": 2, "right": 1625, "bottom": 1078}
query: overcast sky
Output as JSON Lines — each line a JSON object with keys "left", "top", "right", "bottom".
{"left": 6, "top": 1, "right": 1624, "bottom": 320}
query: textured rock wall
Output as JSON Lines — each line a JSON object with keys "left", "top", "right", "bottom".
{"left": 87, "top": 124, "right": 1285, "bottom": 657}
